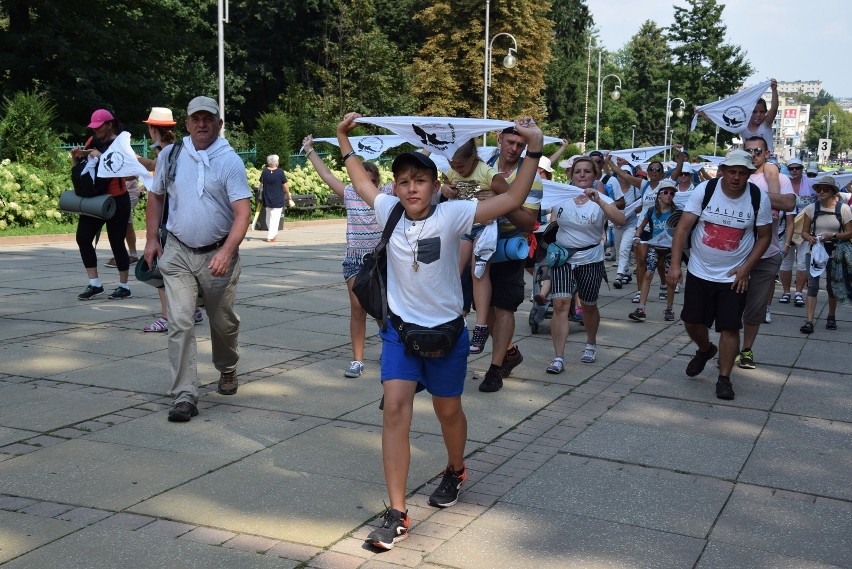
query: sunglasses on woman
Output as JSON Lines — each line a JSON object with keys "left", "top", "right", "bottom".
{"left": 659, "top": 190, "right": 675, "bottom": 196}
{"left": 788, "top": 166, "right": 803, "bottom": 171}
{"left": 648, "top": 167, "right": 663, "bottom": 173}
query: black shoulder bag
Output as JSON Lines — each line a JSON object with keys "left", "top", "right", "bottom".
{"left": 352, "top": 202, "right": 405, "bottom": 322}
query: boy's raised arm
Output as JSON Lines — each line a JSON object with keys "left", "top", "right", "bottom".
{"left": 337, "top": 113, "right": 380, "bottom": 208}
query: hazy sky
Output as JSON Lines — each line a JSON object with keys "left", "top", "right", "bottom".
{"left": 585, "top": 0, "right": 852, "bottom": 98}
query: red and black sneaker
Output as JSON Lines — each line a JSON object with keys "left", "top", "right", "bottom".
{"left": 428, "top": 465, "right": 467, "bottom": 508}
{"left": 366, "top": 508, "right": 409, "bottom": 550}
{"left": 501, "top": 346, "right": 524, "bottom": 377}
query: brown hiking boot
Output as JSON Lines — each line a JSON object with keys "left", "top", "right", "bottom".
{"left": 218, "top": 370, "right": 238, "bottom": 395}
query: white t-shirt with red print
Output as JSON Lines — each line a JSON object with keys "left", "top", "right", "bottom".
{"left": 685, "top": 181, "right": 773, "bottom": 282}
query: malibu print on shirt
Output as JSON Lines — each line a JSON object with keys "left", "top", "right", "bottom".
{"left": 700, "top": 203, "right": 754, "bottom": 252}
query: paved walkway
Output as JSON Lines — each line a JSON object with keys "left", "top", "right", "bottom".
{"left": 0, "top": 222, "right": 849, "bottom": 568}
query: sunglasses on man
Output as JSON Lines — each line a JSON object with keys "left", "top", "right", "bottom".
{"left": 744, "top": 148, "right": 763, "bottom": 156}
{"left": 648, "top": 167, "right": 663, "bottom": 173}
{"left": 788, "top": 166, "right": 803, "bottom": 171}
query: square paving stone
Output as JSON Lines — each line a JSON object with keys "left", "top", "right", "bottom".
{"left": 0, "top": 524, "right": 287, "bottom": 569}
{"left": 793, "top": 336, "right": 852, "bottom": 373}
{"left": 131, "top": 449, "right": 395, "bottom": 546}
{"left": 7, "top": 299, "right": 160, "bottom": 326}
{"left": 0, "top": 510, "right": 83, "bottom": 564}
{"left": 249, "top": 288, "right": 350, "bottom": 313}
{"left": 0, "top": 343, "right": 122, "bottom": 378}
{"left": 339, "top": 378, "right": 568, "bottom": 444}
{"left": 564, "top": 394, "right": 767, "bottom": 479}
{"left": 502, "top": 454, "right": 732, "bottom": 538}
{"left": 212, "top": 359, "right": 382, "bottom": 418}
{"left": 634, "top": 357, "right": 789, "bottom": 410}
{"left": 238, "top": 324, "right": 349, "bottom": 352}
{"left": 0, "top": 384, "right": 134, "bottom": 431}
{"left": 0, "top": 438, "right": 225, "bottom": 511}
{"left": 696, "top": 541, "right": 844, "bottom": 569}
{"left": 428, "top": 502, "right": 704, "bottom": 569}
{"left": 774, "top": 370, "right": 852, "bottom": 422}
{"left": 710, "top": 484, "right": 852, "bottom": 567}
{"left": 0, "top": 318, "right": 75, "bottom": 342}
{"left": 29, "top": 325, "right": 169, "bottom": 358}
{"left": 86, "top": 406, "right": 313, "bottom": 461}
{"left": 739, "top": 414, "right": 852, "bottom": 501}
{"left": 0, "top": 426, "right": 34, "bottom": 447}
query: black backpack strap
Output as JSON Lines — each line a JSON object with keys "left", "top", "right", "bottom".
{"left": 374, "top": 202, "right": 405, "bottom": 325}
{"left": 379, "top": 202, "right": 405, "bottom": 246}
{"left": 834, "top": 201, "right": 844, "bottom": 230}
{"left": 701, "top": 177, "right": 720, "bottom": 211}
{"left": 748, "top": 182, "right": 762, "bottom": 237}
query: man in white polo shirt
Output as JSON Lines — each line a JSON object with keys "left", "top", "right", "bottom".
{"left": 144, "top": 96, "right": 252, "bottom": 422}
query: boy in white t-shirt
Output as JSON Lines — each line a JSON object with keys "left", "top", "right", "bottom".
{"left": 335, "top": 112, "right": 543, "bottom": 551}
{"left": 667, "top": 150, "right": 773, "bottom": 401}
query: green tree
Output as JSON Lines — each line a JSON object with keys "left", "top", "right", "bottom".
{"left": 253, "top": 110, "right": 293, "bottom": 168}
{"left": 619, "top": 21, "right": 674, "bottom": 147}
{"left": 667, "top": 0, "right": 753, "bottom": 148}
{"left": 544, "top": 0, "right": 595, "bottom": 141}
{"left": 412, "top": 0, "right": 553, "bottom": 120}
{"left": 805, "top": 103, "right": 852, "bottom": 157}
{"left": 0, "top": 90, "right": 64, "bottom": 168}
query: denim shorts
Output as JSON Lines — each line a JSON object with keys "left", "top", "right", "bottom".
{"left": 342, "top": 255, "right": 364, "bottom": 281}
{"left": 461, "top": 223, "right": 486, "bottom": 243}
{"left": 379, "top": 324, "right": 469, "bottom": 397}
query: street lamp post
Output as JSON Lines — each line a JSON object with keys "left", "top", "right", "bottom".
{"left": 823, "top": 108, "right": 837, "bottom": 138}
{"left": 594, "top": 51, "right": 623, "bottom": 150}
{"left": 218, "top": 0, "right": 229, "bottom": 137}
{"left": 631, "top": 125, "right": 637, "bottom": 148}
{"left": 663, "top": 80, "right": 685, "bottom": 162}
{"left": 482, "top": 0, "right": 518, "bottom": 122}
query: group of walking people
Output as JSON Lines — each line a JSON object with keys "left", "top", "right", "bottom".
{"left": 67, "top": 88, "right": 850, "bottom": 553}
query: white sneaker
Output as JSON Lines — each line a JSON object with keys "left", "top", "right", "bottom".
{"left": 764, "top": 306, "right": 772, "bottom": 324}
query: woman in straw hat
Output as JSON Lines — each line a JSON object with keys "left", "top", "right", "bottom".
{"left": 799, "top": 176, "right": 852, "bottom": 334}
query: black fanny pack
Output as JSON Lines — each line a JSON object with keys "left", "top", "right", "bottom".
{"left": 388, "top": 311, "right": 465, "bottom": 359}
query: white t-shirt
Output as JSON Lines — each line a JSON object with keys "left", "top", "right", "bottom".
{"left": 639, "top": 181, "right": 660, "bottom": 216}
{"left": 620, "top": 184, "right": 642, "bottom": 227}
{"left": 748, "top": 170, "right": 794, "bottom": 258}
{"left": 553, "top": 194, "right": 615, "bottom": 265}
{"left": 685, "top": 181, "right": 772, "bottom": 282}
{"left": 374, "top": 194, "right": 476, "bottom": 327}
{"left": 737, "top": 122, "right": 775, "bottom": 152}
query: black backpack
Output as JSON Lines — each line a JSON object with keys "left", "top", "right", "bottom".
{"left": 71, "top": 138, "right": 115, "bottom": 198}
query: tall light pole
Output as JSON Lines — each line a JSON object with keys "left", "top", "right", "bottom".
{"left": 595, "top": 51, "right": 623, "bottom": 150}
{"left": 631, "top": 124, "right": 637, "bottom": 148}
{"left": 218, "top": 0, "right": 229, "bottom": 137}
{"left": 823, "top": 108, "right": 837, "bottom": 138}
{"left": 663, "top": 80, "right": 685, "bottom": 161}
{"left": 482, "top": 1, "right": 518, "bottom": 146}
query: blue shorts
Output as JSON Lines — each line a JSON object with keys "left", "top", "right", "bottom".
{"left": 342, "top": 255, "right": 363, "bottom": 281}
{"left": 379, "top": 324, "right": 469, "bottom": 397}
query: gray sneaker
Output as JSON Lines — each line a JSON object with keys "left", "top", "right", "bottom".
{"left": 344, "top": 361, "right": 364, "bottom": 378}
{"left": 217, "top": 370, "right": 238, "bottom": 395}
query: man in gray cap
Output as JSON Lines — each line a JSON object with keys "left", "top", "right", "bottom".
{"left": 144, "top": 96, "right": 252, "bottom": 422}
{"left": 667, "top": 149, "right": 773, "bottom": 400}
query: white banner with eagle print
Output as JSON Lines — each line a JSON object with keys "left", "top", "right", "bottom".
{"left": 691, "top": 80, "right": 771, "bottom": 132}
{"left": 354, "top": 116, "right": 514, "bottom": 158}
{"left": 607, "top": 145, "right": 671, "bottom": 167}
{"left": 312, "top": 135, "right": 409, "bottom": 161}
{"left": 96, "top": 131, "right": 154, "bottom": 188}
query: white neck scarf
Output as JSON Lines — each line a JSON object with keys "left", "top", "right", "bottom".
{"left": 313, "top": 135, "right": 408, "bottom": 161}
{"left": 691, "top": 80, "right": 771, "bottom": 132}
{"left": 354, "top": 116, "right": 514, "bottom": 158}
{"left": 608, "top": 145, "right": 672, "bottom": 167}
{"left": 181, "top": 136, "right": 233, "bottom": 196}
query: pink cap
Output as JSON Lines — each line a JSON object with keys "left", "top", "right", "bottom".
{"left": 87, "top": 109, "right": 115, "bottom": 129}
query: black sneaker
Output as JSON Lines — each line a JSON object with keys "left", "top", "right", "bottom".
{"left": 168, "top": 401, "right": 199, "bottom": 422}
{"left": 429, "top": 466, "right": 467, "bottom": 508}
{"left": 479, "top": 367, "right": 503, "bottom": 392}
{"left": 686, "top": 343, "right": 718, "bottom": 377}
{"left": 628, "top": 308, "right": 646, "bottom": 322}
{"left": 78, "top": 285, "right": 104, "bottom": 301}
{"left": 217, "top": 370, "right": 238, "bottom": 395}
{"left": 366, "top": 508, "right": 409, "bottom": 550}
{"left": 107, "top": 286, "right": 132, "bottom": 300}
{"left": 716, "top": 377, "right": 735, "bottom": 400}
{"left": 500, "top": 347, "right": 524, "bottom": 377}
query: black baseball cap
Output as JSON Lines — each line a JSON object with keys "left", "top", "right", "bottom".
{"left": 588, "top": 150, "right": 605, "bottom": 158}
{"left": 391, "top": 152, "right": 438, "bottom": 179}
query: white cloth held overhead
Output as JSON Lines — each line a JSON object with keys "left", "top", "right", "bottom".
{"left": 96, "top": 131, "right": 154, "bottom": 188}
{"left": 691, "top": 80, "right": 771, "bottom": 132}
{"left": 699, "top": 155, "right": 725, "bottom": 165}
{"left": 608, "top": 145, "right": 672, "bottom": 167}
{"left": 312, "top": 135, "right": 408, "bottom": 161}
{"left": 540, "top": 179, "right": 587, "bottom": 211}
{"left": 354, "top": 116, "right": 514, "bottom": 158}
{"left": 180, "top": 136, "right": 235, "bottom": 197}
{"left": 473, "top": 222, "right": 498, "bottom": 276}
